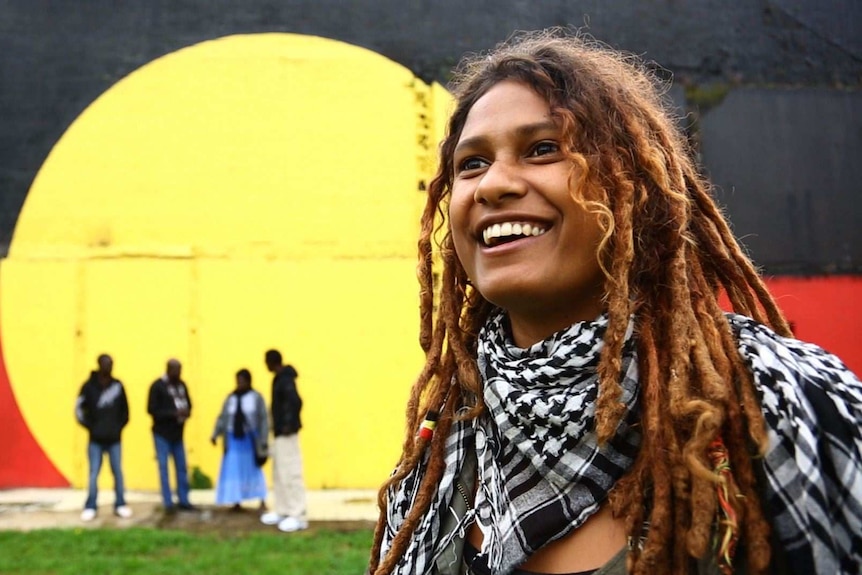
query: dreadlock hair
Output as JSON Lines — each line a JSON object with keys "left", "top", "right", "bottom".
{"left": 369, "top": 28, "right": 792, "bottom": 575}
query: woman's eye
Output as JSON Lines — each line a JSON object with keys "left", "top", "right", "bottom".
{"left": 530, "top": 141, "right": 560, "bottom": 157}
{"left": 458, "top": 157, "right": 487, "bottom": 172}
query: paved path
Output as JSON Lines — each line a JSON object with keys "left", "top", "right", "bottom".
{"left": 0, "top": 488, "right": 379, "bottom": 532}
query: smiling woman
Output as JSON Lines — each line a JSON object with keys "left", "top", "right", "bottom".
{"left": 370, "top": 29, "right": 862, "bottom": 575}
{"left": 449, "top": 80, "right": 606, "bottom": 346}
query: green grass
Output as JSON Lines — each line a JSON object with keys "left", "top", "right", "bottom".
{"left": 0, "top": 527, "right": 374, "bottom": 575}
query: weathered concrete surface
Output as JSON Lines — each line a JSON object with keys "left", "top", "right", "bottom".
{"left": 0, "top": 488, "right": 377, "bottom": 532}
{"left": 700, "top": 88, "right": 862, "bottom": 273}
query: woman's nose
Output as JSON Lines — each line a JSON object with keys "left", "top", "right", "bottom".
{"left": 473, "top": 159, "right": 528, "bottom": 205}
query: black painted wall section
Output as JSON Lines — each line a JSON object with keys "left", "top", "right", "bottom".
{"left": 1, "top": 0, "right": 860, "bottom": 271}
{"left": 701, "top": 89, "right": 862, "bottom": 274}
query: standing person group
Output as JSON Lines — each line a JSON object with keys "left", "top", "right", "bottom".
{"left": 210, "top": 349, "right": 307, "bottom": 531}
{"left": 75, "top": 350, "right": 308, "bottom": 532}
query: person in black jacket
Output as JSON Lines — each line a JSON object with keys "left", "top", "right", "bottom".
{"left": 259, "top": 349, "right": 307, "bottom": 532}
{"left": 147, "top": 358, "right": 195, "bottom": 513}
{"left": 75, "top": 354, "right": 131, "bottom": 521}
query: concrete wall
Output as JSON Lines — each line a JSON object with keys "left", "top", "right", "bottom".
{"left": 0, "top": 33, "right": 451, "bottom": 490}
{"left": 0, "top": 1, "right": 859, "bottom": 489}
{"left": 700, "top": 88, "right": 862, "bottom": 274}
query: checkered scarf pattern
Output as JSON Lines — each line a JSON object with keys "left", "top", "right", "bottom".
{"left": 379, "top": 312, "right": 862, "bottom": 574}
{"left": 471, "top": 311, "right": 641, "bottom": 573}
{"left": 729, "top": 315, "right": 862, "bottom": 574}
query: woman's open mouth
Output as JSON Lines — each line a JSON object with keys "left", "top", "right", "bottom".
{"left": 481, "top": 221, "right": 547, "bottom": 247}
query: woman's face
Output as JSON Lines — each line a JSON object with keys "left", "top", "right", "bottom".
{"left": 236, "top": 374, "right": 250, "bottom": 391}
{"left": 449, "top": 80, "right": 606, "bottom": 347}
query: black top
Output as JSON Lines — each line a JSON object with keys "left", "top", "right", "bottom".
{"left": 75, "top": 372, "right": 129, "bottom": 445}
{"left": 462, "top": 542, "right": 597, "bottom": 575}
{"left": 147, "top": 376, "right": 192, "bottom": 442}
{"left": 271, "top": 365, "right": 302, "bottom": 436}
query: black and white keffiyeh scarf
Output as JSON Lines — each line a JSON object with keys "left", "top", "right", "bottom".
{"left": 380, "top": 311, "right": 862, "bottom": 574}
{"left": 471, "top": 311, "right": 640, "bottom": 573}
{"left": 728, "top": 315, "right": 862, "bottom": 574}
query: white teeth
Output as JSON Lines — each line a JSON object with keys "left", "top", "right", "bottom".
{"left": 481, "top": 222, "right": 546, "bottom": 245}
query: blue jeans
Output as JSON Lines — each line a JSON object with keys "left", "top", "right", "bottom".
{"left": 85, "top": 441, "right": 126, "bottom": 510}
{"left": 153, "top": 433, "right": 191, "bottom": 509}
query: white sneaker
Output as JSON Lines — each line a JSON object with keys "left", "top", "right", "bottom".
{"left": 260, "top": 511, "right": 283, "bottom": 525}
{"left": 115, "top": 505, "right": 133, "bottom": 519}
{"left": 80, "top": 508, "right": 97, "bottom": 521}
{"left": 277, "top": 516, "right": 308, "bottom": 533}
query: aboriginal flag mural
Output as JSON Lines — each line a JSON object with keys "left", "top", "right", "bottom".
{"left": 0, "top": 2, "right": 860, "bottom": 490}
{"left": 0, "top": 32, "right": 451, "bottom": 490}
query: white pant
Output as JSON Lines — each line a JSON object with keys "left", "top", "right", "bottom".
{"left": 272, "top": 433, "right": 306, "bottom": 518}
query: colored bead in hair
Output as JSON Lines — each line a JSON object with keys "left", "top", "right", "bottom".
{"left": 709, "top": 437, "right": 739, "bottom": 574}
{"left": 418, "top": 410, "right": 439, "bottom": 440}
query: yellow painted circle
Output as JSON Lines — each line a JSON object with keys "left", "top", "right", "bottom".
{"left": 1, "top": 33, "right": 451, "bottom": 489}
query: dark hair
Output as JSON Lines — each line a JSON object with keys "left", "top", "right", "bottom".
{"left": 370, "top": 28, "right": 790, "bottom": 575}
{"left": 265, "top": 349, "right": 282, "bottom": 365}
{"left": 236, "top": 368, "right": 252, "bottom": 383}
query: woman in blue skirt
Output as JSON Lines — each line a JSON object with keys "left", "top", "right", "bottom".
{"left": 211, "top": 368, "right": 269, "bottom": 510}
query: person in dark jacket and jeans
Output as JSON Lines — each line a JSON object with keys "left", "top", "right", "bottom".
{"left": 75, "top": 353, "right": 131, "bottom": 521}
{"left": 259, "top": 349, "right": 307, "bottom": 532}
{"left": 147, "top": 358, "right": 195, "bottom": 512}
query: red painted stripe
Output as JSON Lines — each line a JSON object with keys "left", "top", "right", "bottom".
{"left": 0, "top": 307, "right": 69, "bottom": 487}
{"left": 763, "top": 276, "right": 862, "bottom": 376}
